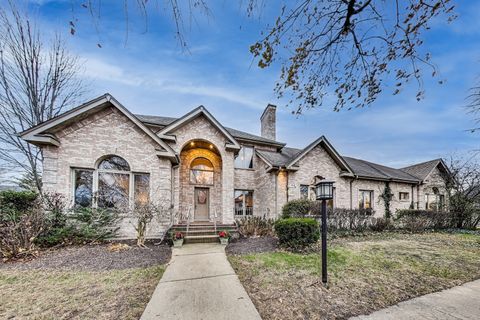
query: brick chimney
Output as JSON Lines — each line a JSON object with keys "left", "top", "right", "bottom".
{"left": 260, "top": 104, "right": 276, "bottom": 141}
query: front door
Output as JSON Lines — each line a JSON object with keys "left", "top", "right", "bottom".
{"left": 194, "top": 188, "right": 209, "bottom": 221}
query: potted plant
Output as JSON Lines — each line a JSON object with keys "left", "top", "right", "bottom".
{"left": 218, "top": 230, "right": 229, "bottom": 245}
{"left": 173, "top": 232, "right": 184, "bottom": 247}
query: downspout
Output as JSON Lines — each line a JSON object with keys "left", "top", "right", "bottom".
{"left": 416, "top": 184, "right": 420, "bottom": 209}
{"left": 171, "top": 165, "right": 178, "bottom": 209}
{"left": 349, "top": 178, "right": 354, "bottom": 209}
{"left": 411, "top": 185, "right": 415, "bottom": 209}
{"left": 286, "top": 169, "right": 289, "bottom": 202}
{"left": 274, "top": 171, "right": 278, "bottom": 218}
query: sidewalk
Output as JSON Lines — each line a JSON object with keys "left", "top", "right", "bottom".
{"left": 351, "top": 279, "right": 480, "bottom": 320}
{"left": 141, "top": 243, "right": 262, "bottom": 320}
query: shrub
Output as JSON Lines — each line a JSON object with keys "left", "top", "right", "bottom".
{"left": 370, "top": 217, "right": 392, "bottom": 232}
{"left": 0, "top": 198, "right": 46, "bottom": 259}
{"left": 274, "top": 218, "right": 319, "bottom": 249}
{"left": 325, "top": 208, "right": 375, "bottom": 232}
{"left": 394, "top": 209, "right": 453, "bottom": 232}
{"left": 281, "top": 199, "right": 313, "bottom": 218}
{"left": 449, "top": 193, "right": 480, "bottom": 230}
{"left": 0, "top": 190, "right": 38, "bottom": 217}
{"left": 43, "top": 192, "right": 67, "bottom": 229}
{"left": 37, "top": 207, "right": 120, "bottom": 246}
{"left": 236, "top": 216, "right": 275, "bottom": 237}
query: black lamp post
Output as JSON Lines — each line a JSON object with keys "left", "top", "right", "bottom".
{"left": 315, "top": 180, "right": 334, "bottom": 285}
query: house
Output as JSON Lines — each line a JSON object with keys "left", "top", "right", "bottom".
{"left": 19, "top": 94, "right": 451, "bottom": 238}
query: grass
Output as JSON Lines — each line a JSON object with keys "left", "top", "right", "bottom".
{"left": 0, "top": 265, "right": 165, "bottom": 319}
{"left": 228, "top": 232, "right": 480, "bottom": 320}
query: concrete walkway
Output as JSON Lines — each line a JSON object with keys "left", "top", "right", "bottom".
{"left": 351, "top": 279, "right": 480, "bottom": 320}
{"left": 141, "top": 243, "right": 262, "bottom": 320}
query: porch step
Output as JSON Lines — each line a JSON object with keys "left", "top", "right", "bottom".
{"left": 184, "top": 235, "right": 219, "bottom": 244}
{"left": 169, "top": 221, "right": 238, "bottom": 244}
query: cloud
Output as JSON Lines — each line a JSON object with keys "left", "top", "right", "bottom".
{"left": 81, "top": 54, "right": 270, "bottom": 110}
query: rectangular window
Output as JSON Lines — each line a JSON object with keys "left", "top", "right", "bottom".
{"left": 439, "top": 194, "right": 445, "bottom": 210}
{"left": 426, "top": 194, "right": 444, "bottom": 211}
{"left": 134, "top": 174, "right": 150, "bottom": 207}
{"left": 359, "top": 190, "right": 373, "bottom": 209}
{"left": 327, "top": 187, "right": 336, "bottom": 209}
{"left": 234, "top": 146, "right": 254, "bottom": 169}
{"left": 399, "top": 192, "right": 409, "bottom": 201}
{"left": 73, "top": 169, "right": 93, "bottom": 208}
{"left": 300, "top": 185, "right": 309, "bottom": 199}
{"left": 98, "top": 172, "right": 130, "bottom": 208}
{"left": 234, "top": 190, "right": 253, "bottom": 216}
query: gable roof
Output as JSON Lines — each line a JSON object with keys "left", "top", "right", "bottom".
{"left": 256, "top": 136, "right": 354, "bottom": 175}
{"left": 256, "top": 138, "right": 424, "bottom": 183}
{"left": 19, "top": 94, "right": 177, "bottom": 161}
{"left": 343, "top": 157, "right": 420, "bottom": 183}
{"left": 286, "top": 136, "right": 354, "bottom": 174}
{"left": 400, "top": 158, "right": 450, "bottom": 182}
{"left": 136, "top": 114, "right": 285, "bottom": 147}
{"left": 256, "top": 147, "right": 302, "bottom": 167}
{"left": 155, "top": 106, "right": 241, "bottom": 150}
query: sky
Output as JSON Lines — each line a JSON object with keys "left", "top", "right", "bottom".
{"left": 11, "top": 0, "right": 480, "bottom": 168}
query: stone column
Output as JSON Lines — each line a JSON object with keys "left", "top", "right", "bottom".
{"left": 222, "top": 152, "right": 235, "bottom": 224}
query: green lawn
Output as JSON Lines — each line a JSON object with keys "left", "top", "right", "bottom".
{"left": 0, "top": 265, "right": 164, "bottom": 319}
{"left": 229, "top": 232, "right": 480, "bottom": 320}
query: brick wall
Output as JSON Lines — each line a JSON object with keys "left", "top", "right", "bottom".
{"left": 166, "top": 115, "right": 235, "bottom": 223}
{"left": 43, "top": 106, "right": 172, "bottom": 238}
{"left": 286, "top": 144, "right": 351, "bottom": 212}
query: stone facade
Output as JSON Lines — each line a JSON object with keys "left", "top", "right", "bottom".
{"left": 286, "top": 144, "right": 351, "bottom": 211}
{"left": 419, "top": 166, "right": 449, "bottom": 210}
{"left": 26, "top": 96, "right": 450, "bottom": 239}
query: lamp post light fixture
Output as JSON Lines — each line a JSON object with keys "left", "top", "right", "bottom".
{"left": 315, "top": 180, "right": 334, "bottom": 285}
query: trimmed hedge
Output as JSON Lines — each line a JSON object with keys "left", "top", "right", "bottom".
{"left": 395, "top": 209, "right": 453, "bottom": 232}
{"left": 274, "top": 218, "right": 319, "bottom": 248}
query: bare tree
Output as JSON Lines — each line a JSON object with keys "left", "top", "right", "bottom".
{"left": 445, "top": 154, "right": 480, "bottom": 229}
{"left": 467, "top": 83, "right": 480, "bottom": 132}
{"left": 0, "top": 1, "right": 86, "bottom": 193}
{"left": 127, "top": 201, "right": 172, "bottom": 247}
{"left": 66, "top": 1, "right": 454, "bottom": 113}
{"left": 250, "top": 0, "right": 456, "bottom": 113}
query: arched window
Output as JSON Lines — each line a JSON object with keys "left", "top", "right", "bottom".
{"left": 72, "top": 155, "right": 150, "bottom": 209}
{"left": 190, "top": 157, "right": 214, "bottom": 185}
{"left": 98, "top": 155, "right": 130, "bottom": 171}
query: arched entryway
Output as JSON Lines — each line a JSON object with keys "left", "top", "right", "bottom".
{"left": 179, "top": 140, "right": 222, "bottom": 221}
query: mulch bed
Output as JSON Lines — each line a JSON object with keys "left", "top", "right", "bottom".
{"left": 0, "top": 240, "right": 172, "bottom": 271}
{"left": 226, "top": 236, "right": 278, "bottom": 255}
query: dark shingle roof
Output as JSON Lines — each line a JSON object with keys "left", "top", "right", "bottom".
{"left": 256, "top": 147, "right": 302, "bottom": 167}
{"left": 119, "top": 113, "right": 436, "bottom": 184}
{"left": 135, "top": 114, "right": 285, "bottom": 146}
{"left": 400, "top": 159, "right": 442, "bottom": 181}
{"left": 343, "top": 157, "right": 420, "bottom": 182}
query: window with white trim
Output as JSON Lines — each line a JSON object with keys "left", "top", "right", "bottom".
{"left": 234, "top": 190, "right": 253, "bottom": 216}
{"left": 190, "top": 157, "right": 214, "bottom": 185}
{"left": 73, "top": 169, "right": 93, "bottom": 207}
{"left": 234, "top": 146, "right": 254, "bottom": 169}
{"left": 359, "top": 190, "right": 373, "bottom": 209}
{"left": 72, "top": 155, "right": 150, "bottom": 209}
{"left": 300, "top": 185, "right": 309, "bottom": 199}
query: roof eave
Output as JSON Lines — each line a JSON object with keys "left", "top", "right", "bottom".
{"left": 158, "top": 106, "right": 242, "bottom": 150}
{"left": 354, "top": 175, "right": 420, "bottom": 184}
{"left": 19, "top": 93, "right": 178, "bottom": 161}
